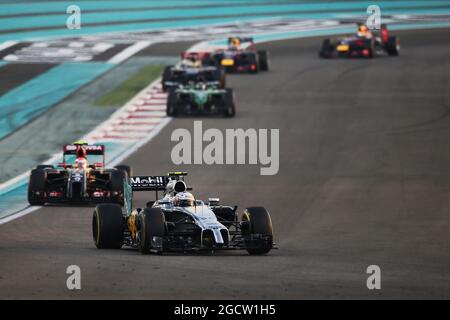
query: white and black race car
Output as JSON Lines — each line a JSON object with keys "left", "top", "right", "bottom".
{"left": 92, "top": 172, "right": 275, "bottom": 255}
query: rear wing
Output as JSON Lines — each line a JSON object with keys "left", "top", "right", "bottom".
{"left": 125, "top": 173, "right": 189, "bottom": 214}
{"left": 60, "top": 144, "right": 105, "bottom": 168}
{"left": 63, "top": 144, "right": 105, "bottom": 155}
{"left": 130, "top": 172, "right": 188, "bottom": 191}
{"left": 130, "top": 176, "right": 169, "bottom": 191}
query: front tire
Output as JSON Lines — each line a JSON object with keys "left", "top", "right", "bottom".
{"left": 114, "top": 165, "right": 132, "bottom": 177}
{"left": 93, "top": 204, "right": 124, "bottom": 249}
{"left": 138, "top": 208, "right": 166, "bottom": 254}
{"left": 257, "top": 50, "right": 269, "bottom": 71}
{"left": 28, "top": 169, "right": 47, "bottom": 205}
{"left": 241, "top": 207, "right": 273, "bottom": 255}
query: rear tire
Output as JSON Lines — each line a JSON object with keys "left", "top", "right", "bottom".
{"left": 110, "top": 170, "right": 126, "bottom": 205}
{"left": 215, "top": 68, "right": 226, "bottom": 88}
{"left": 241, "top": 207, "right": 273, "bottom": 255}
{"left": 223, "top": 89, "right": 235, "bottom": 117}
{"left": 366, "top": 39, "right": 375, "bottom": 58}
{"left": 138, "top": 208, "right": 166, "bottom": 254}
{"left": 114, "top": 165, "right": 132, "bottom": 177}
{"left": 93, "top": 204, "right": 124, "bottom": 249}
{"left": 257, "top": 50, "right": 269, "bottom": 71}
{"left": 248, "top": 53, "right": 259, "bottom": 73}
{"left": 385, "top": 36, "right": 399, "bottom": 56}
{"left": 162, "top": 65, "right": 173, "bottom": 92}
{"left": 28, "top": 169, "right": 46, "bottom": 205}
{"left": 319, "top": 39, "right": 333, "bottom": 58}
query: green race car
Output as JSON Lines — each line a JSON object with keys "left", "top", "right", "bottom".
{"left": 166, "top": 82, "right": 235, "bottom": 117}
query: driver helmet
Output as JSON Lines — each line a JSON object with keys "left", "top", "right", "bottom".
{"left": 75, "top": 147, "right": 88, "bottom": 170}
{"left": 181, "top": 59, "right": 195, "bottom": 68}
{"left": 181, "top": 58, "right": 201, "bottom": 68}
{"left": 195, "top": 81, "right": 206, "bottom": 90}
{"left": 357, "top": 23, "right": 372, "bottom": 38}
{"left": 173, "top": 192, "right": 195, "bottom": 207}
{"left": 231, "top": 38, "right": 240, "bottom": 46}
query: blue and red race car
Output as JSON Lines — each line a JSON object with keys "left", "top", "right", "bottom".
{"left": 319, "top": 23, "right": 400, "bottom": 58}
{"left": 212, "top": 37, "right": 270, "bottom": 73}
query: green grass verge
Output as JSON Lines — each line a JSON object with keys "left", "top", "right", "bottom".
{"left": 95, "top": 64, "right": 164, "bottom": 107}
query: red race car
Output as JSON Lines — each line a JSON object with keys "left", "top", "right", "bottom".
{"left": 28, "top": 141, "right": 131, "bottom": 205}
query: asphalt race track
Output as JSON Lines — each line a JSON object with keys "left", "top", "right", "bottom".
{"left": 1, "top": 28, "right": 449, "bottom": 299}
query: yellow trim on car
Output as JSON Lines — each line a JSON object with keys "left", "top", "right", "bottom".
{"left": 337, "top": 44, "right": 349, "bottom": 52}
{"left": 221, "top": 59, "right": 234, "bottom": 66}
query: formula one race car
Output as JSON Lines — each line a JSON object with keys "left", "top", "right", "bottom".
{"left": 212, "top": 37, "right": 269, "bottom": 73}
{"left": 92, "top": 172, "right": 276, "bottom": 255}
{"left": 162, "top": 52, "right": 225, "bottom": 92}
{"left": 27, "top": 141, "right": 131, "bottom": 205}
{"left": 166, "top": 82, "right": 235, "bottom": 117}
{"left": 319, "top": 24, "right": 399, "bottom": 58}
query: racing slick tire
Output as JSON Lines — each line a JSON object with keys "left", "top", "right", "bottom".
{"left": 364, "top": 39, "right": 375, "bottom": 58}
{"left": 166, "top": 88, "right": 178, "bottom": 117}
{"left": 319, "top": 39, "right": 334, "bottom": 58}
{"left": 211, "top": 53, "right": 223, "bottom": 68}
{"left": 223, "top": 89, "right": 236, "bottom": 117}
{"left": 110, "top": 169, "right": 127, "bottom": 205}
{"left": 257, "top": 50, "right": 269, "bottom": 71}
{"left": 248, "top": 53, "right": 259, "bottom": 73}
{"left": 241, "top": 207, "right": 273, "bottom": 255}
{"left": 215, "top": 68, "right": 226, "bottom": 89}
{"left": 114, "top": 165, "right": 132, "bottom": 177}
{"left": 28, "top": 169, "right": 47, "bottom": 205}
{"left": 366, "top": 47, "right": 374, "bottom": 58}
{"left": 138, "top": 208, "right": 166, "bottom": 254}
{"left": 385, "top": 36, "right": 399, "bottom": 56}
{"left": 162, "top": 65, "right": 173, "bottom": 92}
{"left": 93, "top": 204, "right": 124, "bottom": 249}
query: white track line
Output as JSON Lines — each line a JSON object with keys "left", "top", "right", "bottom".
{"left": 107, "top": 41, "right": 151, "bottom": 64}
{"left": 0, "top": 33, "right": 255, "bottom": 223}
{"left": 0, "top": 40, "right": 18, "bottom": 52}
{"left": 0, "top": 76, "right": 170, "bottom": 224}
{"left": 0, "top": 206, "right": 41, "bottom": 225}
